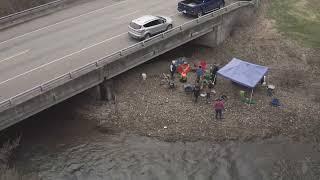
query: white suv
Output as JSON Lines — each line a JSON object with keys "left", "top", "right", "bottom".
{"left": 128, "top": 15, "right": 173, "bottom": 40}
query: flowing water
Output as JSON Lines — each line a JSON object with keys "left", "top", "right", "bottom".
{"left": 14, "top": 133, "right": 320, "bottom": 180}
{"left": 2, "top": 96, "right": 320, "bottom": 180}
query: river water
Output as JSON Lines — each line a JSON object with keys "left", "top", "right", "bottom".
{"left": 2, "top": 95, "right": 319, "bottom": 180}
{"left": 14, "top": 133, "right": 320, "bottom": 180}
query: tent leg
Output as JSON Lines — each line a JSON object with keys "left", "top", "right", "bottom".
{"left": 249, "top": 89, "right": 253, "bottom": 104}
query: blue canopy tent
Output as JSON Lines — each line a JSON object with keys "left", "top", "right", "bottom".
{"left": 217, "top": 58, "right": 268, "bottom": 103}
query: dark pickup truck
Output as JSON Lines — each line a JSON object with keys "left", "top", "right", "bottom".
{"left": 178, "top": 0, "right": 225, "bottom": 17}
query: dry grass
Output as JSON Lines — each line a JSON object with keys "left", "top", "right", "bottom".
{"left": 0, "top": 137, "right": 20, "bottom": 166}
{"left": 0, "top": 137, "right": 40, "bottom": 180}
{"left": 0, "top": 167, "right": 40, "bottom": 180}
{"left": 268, "top": 0, "right": 320, "bottom": 47}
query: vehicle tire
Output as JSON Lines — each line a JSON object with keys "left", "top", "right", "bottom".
{"left": 197, "top": 11, "right": 203, "bottom": 18}
{"left": 166, "top": 24, "right": 173, "bottom": 31}
{"left": 144, "top": 33, "right": 151, "bottom": 40}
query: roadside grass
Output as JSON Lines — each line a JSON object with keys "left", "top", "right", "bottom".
{"left": 268, "top": 0, "right": 320, "bottom": 48}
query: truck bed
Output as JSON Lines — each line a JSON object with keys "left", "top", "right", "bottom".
{"left": 180, "top": 0, "right": 202, "bottom": 6}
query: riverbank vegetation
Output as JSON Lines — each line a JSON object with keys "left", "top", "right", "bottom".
{"left": 268, "top": 0, "right": 320, "bottom": 48}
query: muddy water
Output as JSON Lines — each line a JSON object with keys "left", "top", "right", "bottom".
{"left": 14, "top": 133, "right": 320, "bottom": 180}
{"left": 3, "top": 95, "right": 319, "bottom": 180}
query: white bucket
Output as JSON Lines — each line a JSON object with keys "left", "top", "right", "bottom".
{"left": 141, "top": 73, "right": 147, "bottom": 80}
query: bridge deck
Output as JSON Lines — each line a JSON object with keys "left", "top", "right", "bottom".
{"left": 0, "top": 0, "right": 194, "bottom": 102}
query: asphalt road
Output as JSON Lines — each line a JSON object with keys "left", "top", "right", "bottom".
{"left": 0, "top": 0, "right": 197, "bottom": 102}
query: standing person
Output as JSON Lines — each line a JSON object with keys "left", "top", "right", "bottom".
{"left": 196, "top": 65, "right": 204, "bottom": 81}
{"left": 203, "top": 83, "right": 211, "bottom": 103}
{"left": 213, "top": 98, "right": 224, "bottom": 119}
{"left": 170, "top": 60, "right": 177, "bottom": 79}
{"left": 193, "top": 83, "right": 201, "bottom": 103}
{"left": 211, "top": 64, "right": 219, "bottom": 85}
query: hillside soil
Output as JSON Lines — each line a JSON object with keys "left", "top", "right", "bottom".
{"left": 76, "top": 0, "right": 320, "bottom": 143}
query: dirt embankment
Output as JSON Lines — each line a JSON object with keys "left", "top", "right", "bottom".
{"left": 76, "top": 0, "right": 319, "bottom": 143}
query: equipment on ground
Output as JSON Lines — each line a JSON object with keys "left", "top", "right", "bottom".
{"left": 271, "top": 98, "right": 280, "bottom": 107}
{"left": 177, "top": 62, "right": 191, "bottom": 83}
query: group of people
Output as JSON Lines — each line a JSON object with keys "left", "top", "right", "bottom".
{"left": 169, "top": 60, "right": 225, "bottom": 120}
{"left": 194, "top": 64, "right": 225, "bottom": 120}
{"left": 193, "top": 64, "right": 218, "bottom": 101}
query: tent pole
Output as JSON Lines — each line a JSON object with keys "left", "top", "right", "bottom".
{"left": 249, "top": 89, "right": 253, "bottom": 104}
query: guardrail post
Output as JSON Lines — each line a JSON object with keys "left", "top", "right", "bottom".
{"left": 69, "top": 72, "right": 72, "bottom": 79}
{"left": 99, "top": 65, "right": 104, "bottom": 80}
{"left": 52, "top": 93, "right": 57, "bottom": 101}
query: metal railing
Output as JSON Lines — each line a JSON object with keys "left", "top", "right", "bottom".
{"left": 0, "top": 0, "right": 68, "bottom": 24}
{"left": 0, "top": 1, "right": 255, "bottom": 112}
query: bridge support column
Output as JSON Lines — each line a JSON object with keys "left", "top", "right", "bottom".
{"left": 215, "top": 25, "right": 224, "bottom": 45}
{"left": 192, "top": 25, "right": 224, "bottom": 48}
{"left": 99, "top": 79, "right": 114, "bottom": 101}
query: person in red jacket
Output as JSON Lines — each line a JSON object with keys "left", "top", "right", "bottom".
{"left": 213, "top": 98, "right": 225, "bottom": 119}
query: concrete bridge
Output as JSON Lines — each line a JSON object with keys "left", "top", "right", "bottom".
{"left": 0, "top": 0, "right": 258, "bottom": 130}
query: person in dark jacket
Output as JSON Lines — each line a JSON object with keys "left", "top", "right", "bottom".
{"left": 211, "top": 64, "right": 219, "bottom": 85}
{"left": 169, "top": 60, "right": 177, "bottom": 79}
{"left": 193, "top": 83, "right": 201, "bottom": 103}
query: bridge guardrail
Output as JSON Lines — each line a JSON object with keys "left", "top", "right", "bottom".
{"left": 162, "top": 27, "right": 182, "bottom": 38}
{"left": 121, "top": 42, "right": 144, "bottom": 56}
{"left": 70, "top": 61, "right": 99, "bottom": 79}
{"left": 41, "top": 74, "right": 72, "bottom": 92}
{"left": 96, "top": 51, "right": 120, "bottom": 66}
{"left": 10, "top": 86, "right": 42, "bottom": 106}
{"left": 0, "top": 1, "right": 255, "bottom": 112}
